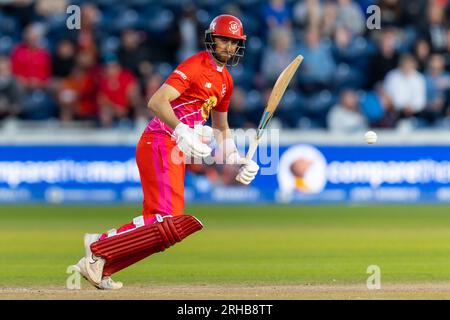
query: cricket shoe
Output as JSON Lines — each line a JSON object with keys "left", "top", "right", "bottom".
{"left": 74, "top": 257, "right": 123, "bottom": 290}
{"left": 99, "top": 276, "right": 123, "bottom": 290}
{"left": 73, "top": 257, "right": 100, "bottom": 287}
{"left": 84, "top": 233, "right": 105, "bottom": 284}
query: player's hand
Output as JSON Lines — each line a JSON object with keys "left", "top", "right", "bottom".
{"left": 194, "top": 124, "right": 215, "bottom": 149}
{"left": 235, "top": 158, "right": 259, "bottom": 185}
{"left": 174, "top": 123, "right": 212, "bottom": 159}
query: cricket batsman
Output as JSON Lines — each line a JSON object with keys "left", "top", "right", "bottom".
{"left": 73, "top": 14, "right": 260, "bottom": 289}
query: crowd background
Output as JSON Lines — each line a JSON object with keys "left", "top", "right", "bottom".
{"left": 1, "top": 0, "right": 450, "bottom": 132}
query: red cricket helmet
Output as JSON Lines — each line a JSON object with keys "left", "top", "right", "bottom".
{"left": 205, "top": 14, "right": 246, "bottom": 66}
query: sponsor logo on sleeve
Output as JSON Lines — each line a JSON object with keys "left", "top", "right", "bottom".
{"left": 221, "top": 84, "right": 227, "bottom": 96}
{"left": 174, "top": 69, "right": 187, "bottom": 80}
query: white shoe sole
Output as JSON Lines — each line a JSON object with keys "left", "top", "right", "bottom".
{"left": 74, "top": 259, "right": 123, "bottom": 290}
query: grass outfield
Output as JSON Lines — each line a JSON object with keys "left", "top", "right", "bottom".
{"left": 2, "top": 204, "right": 450, "bottom": 299}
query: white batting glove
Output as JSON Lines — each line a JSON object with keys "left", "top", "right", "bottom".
{"left": 215, "top": 138, "right": 260, "bottom": 184}
{"left": 235, "top": 158, "right": 260, "bottom": 185}
{"left": 174, "top": 123, "right": 212, "bottom": 159}
{"left": 194, "top": 124, "right": 216, "bottom": 149}
{"left": 222, "top": 140, "right": 260, "bottom": 185}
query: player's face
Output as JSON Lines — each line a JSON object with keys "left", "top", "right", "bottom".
{"left": 214, "top": 36, "right": 239, "bottom": 63}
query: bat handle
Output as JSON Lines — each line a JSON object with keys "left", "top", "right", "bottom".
{"left": 245, "top": 137, "right": 259, "bottom": 161}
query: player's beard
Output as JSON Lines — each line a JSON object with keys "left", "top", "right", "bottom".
{"left": 215, "top": 50, "right": 233, "bottom": 64}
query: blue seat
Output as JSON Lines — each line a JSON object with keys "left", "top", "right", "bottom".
{"left": 245, "top": 89, "right": 263, "bottom": 110}
{"left": 0, "top": 36, "right": 14, "bottom": 55}
{"left": 229, "top": 65, "right": 253, "bottom": 90}
{"left": 333, "top": 63, "right": 365, "bottom": 90}
{"left": 303, "top": 90, "right": 336, "bottom": 116}
{"left": 143, "top": 8, "right": 175, "bottom": 34}
{"left": 116, "top": 9, "right": 140, "bottom": 31}
{"left": 0, "top": 14, "right": 19, "bottom": 37}
{"left": 21, "top": 90, "right": 58, "bottom": 120}
{"left": 155, "top": 62, "right": 174, "bottom": 79}
{"left": 237, "top": 0, "right": 263, "bottom": 11}
{"left": 100, "top": 36, "right": 120, "bottom": 54}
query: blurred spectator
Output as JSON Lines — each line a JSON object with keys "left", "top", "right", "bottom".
{"left": 117, "top": 29, "right": 151, "bottom": 81}
{"left": 156, "top": 5, "right": 202, "bottom": 65}
{"left": 10, "top": 23, "right": 56, "bottom": 120}
{"left": 420, "top": 2, "right": 448, "bottom": 53}
{"left": 11, "top": 23, "right": 52, "bottom": 89}
{"left": 0, "top": 56, "right": 23, "bottom": 119}
{"left": 321, "top": 0, "right": 338, "bottom": 38}
{"left": 360, "top": 87, "right": 393, "bottom": 127}
{"left": 400, "top": 0, "right": 428, "bottom": 27}
{"left": 378, "top": 0, "right": 403, "bottom": 27}
{"left": 261, "top": 27, "right": 297, "bottom": 84}
{"left": 422, "top": 54, "right": 450, "bottom": 125}
{"left": 227, "top": 87, "right": 251, "bottom": 129}
{"left": 0, "top": 0, "right": 36, "bottom": 29}
{"left": 298, "top": 26, "right": 336, "bottom": 92}
{"left": 327, "top": 89, "right": 368, "bottom": 132}
{"left": 52, "top": 39, "right": 76, "bottom": 79}
{"left": 57, "top": 51, "right": 101, "bottom": 123}
{"left": 98, "top": 53, "right": 143, "bottom": 127}
{"left": 367, "top": 28, "right": 399, "bottom": 89}
{"left": 35, "top": 0, "right": 67, "bottom": 18}
{"left": 144, "top": 72, "right": 163, "bottom": 103}
{"left": 332, "top": 26, "right": 367, "bottom": 88}
{"left": 413, "top": 38, "right": 431, "bottom": 72}
{"left": 0, "top": 0, "right": 449, "bottom": 129}
{"left": 332, "top": 26, "right": 366, "bottom": 67}
{"left": 175, "top": 5, "right": 202, "bottom": 63}
{"left": 71, "top": 3, "right": 101, "bottom": 56}
{"left": 383, "top": 54, "right": 426, "bottom": 124}
{"left": 261, "top": 0, "right": 292, "bottom": 30}
{"left": 444, "top": 29, "right": 450, "bottom": 70}
{"left": 143, "top": 72, "right": 162, "bottom": 120}
{"left": 293, "top": 0, "right": 323, "bottom": 29}
{"left": 335, "top": 0, "right": 365, "bottom": 35}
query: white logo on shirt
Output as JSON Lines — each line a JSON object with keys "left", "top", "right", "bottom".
{"left": 221, "top": 84, "right": 226, "bottom": 96}
{"left": 205, "top": 82, "right": 212, "bottom": 88}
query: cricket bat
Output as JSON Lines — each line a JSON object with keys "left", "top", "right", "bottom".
{"left": 244, "top": 55, "right": 303, "bottom": 161}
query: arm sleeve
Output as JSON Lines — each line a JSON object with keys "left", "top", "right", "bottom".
{"left": 215, "top": 76, "right": 233, "bottom": 112}
{"left": 164, "top": 56, "right": 198, "bottom": 95}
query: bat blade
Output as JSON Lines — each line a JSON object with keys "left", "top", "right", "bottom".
{"left": 265, "top": 55, "right": 303, "bottom": 114}
{"left": 245, "top": 55, "right": 303, "bottom": 161}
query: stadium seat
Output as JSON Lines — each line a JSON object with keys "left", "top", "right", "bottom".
{"left": 100, "top": 36, "right": 120, "bottom": 54}
{"left": 0, "top": 36, "right": 14, "bottom": 55}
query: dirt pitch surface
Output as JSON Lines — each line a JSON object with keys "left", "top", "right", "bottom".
{"left": 3, "top": 283, "right": 450, "bottom": 300}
